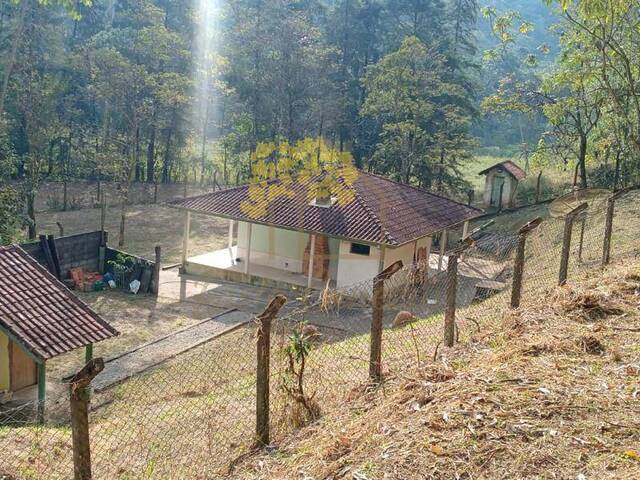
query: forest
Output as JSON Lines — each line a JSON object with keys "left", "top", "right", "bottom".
{"left": 1, "top": 0, "right": 639, "bottom": 243}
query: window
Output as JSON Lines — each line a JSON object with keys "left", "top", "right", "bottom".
{"left": 350, "top": 243, "right": 370, "bottom": 256}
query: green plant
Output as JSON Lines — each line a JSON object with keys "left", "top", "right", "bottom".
{"left": 281, "top": 321, "right": 320, "bottom": 427}
{"left": 107, "top": 253, "right": 135, "bottom": 274}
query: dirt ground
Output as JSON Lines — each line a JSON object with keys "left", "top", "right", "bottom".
{"left": 35, "top": 203, "right": 228, "bottom": 266}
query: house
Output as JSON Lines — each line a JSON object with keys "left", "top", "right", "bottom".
{"left": 479, "top": 160, "right": 526, "bottom": 209}
{"left": 0, "top": 245, "right": 118, "bottom": 416}
{"left": 170, "top": 170, "right": 481, "bottom": 290}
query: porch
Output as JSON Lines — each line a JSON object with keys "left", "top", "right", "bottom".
{"left": 184, "top": 246, "right": 328, "bottom": 290}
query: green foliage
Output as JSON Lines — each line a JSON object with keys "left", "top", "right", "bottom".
{"left": 0, "top": 185, "right": 23, "bottom": 245}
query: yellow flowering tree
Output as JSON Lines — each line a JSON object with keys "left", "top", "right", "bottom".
{"left": 240, "top": 138, "right": 359, "bottom": 219}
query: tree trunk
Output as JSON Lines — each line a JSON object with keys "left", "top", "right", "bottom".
{"left": 118, "top": 191, "right": 127, "bottom": 247}
{"left": 146, "top": 124, "right": 156, "bottom": 183}
{"left": 613, "top": 150, "right": 621, "bottom": 191}
{"left": 0, "top": 0, "right": 27, "bottom": 116}
{"left": 26, "top": 190, "right": 36, "bottom": 240}
{"left": 134, "top": 127, "right": 141, "bottom": 182}
{"left": 578, "top": 134, "right": 588, "bottom": 189}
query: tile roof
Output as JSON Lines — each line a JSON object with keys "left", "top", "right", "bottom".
{"left": 169, "top": 170, "right": 481, "bottom": 246}
{"left": 478, "top": 160, "right": 527, "bottom": 180}
{"left": 0, "top": 245, "right": 119, "bottom": 362}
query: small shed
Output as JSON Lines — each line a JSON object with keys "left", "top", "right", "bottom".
{"left": 479, "top": 160, "right": 526, "bottom": 209}
{"left": 0, "top": 245, "right": 118, "bottom": 416}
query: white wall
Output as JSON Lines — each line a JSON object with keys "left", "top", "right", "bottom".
{"left": 236, "top": 222, "right": 307, "bottom": 273}
{"left": 483, "top": 171, "right": 517, "bottom": 208}
{"left": 336, "top": 241, "right": 382, "bottom": 288}
{"left": 384, "top": 235, "right": 432, "bottom": 269}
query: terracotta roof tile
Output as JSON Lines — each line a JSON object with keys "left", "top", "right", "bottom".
{"left": 478, "top": 160, "right": 527, "bottom": 180}
{"left": 169, "top": 170, "right": 481, "bottom": 246}
{"left": 0, "top": 245, "right": 119, "bottom": 362}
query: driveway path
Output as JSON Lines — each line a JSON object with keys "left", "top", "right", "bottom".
{"left": 92, "top": 309, "right": 251, "bottom": 392}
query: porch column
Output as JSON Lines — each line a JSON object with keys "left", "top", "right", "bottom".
{"left": 181, "top": 211, "right": 191, "bottom": 266}
{"left": 37, "top": 362, "right": 46, "bottom": 423}
{"left": 425, "top": 236, "right": 433, "bottom": 277}
{"left": 228, "top": 219, "right": 234, "bottom": 250}
{"left": 462, "top": 221, "right": 469, "bottom": 239}
{"left": 307, "top": 234, "right": 316, "bottom": 288}
{"left": 438, "top": 229, "right": 448, "bottom": 272}
{"left": 378, "top": 245, "right": 386, "bottom": 273}
{"left": 245, "top": 223, "right": 252, "bottom": 275}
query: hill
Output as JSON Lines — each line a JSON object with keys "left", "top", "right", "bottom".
{"left": 234, "top": 260, "right": 640, "bottom": 479}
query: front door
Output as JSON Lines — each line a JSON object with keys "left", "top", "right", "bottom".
{"left": 9, "top": 341, "right": 37, "bottom": 391}
{"left": 491, "top": 175, "right": 505, "bottom": 207}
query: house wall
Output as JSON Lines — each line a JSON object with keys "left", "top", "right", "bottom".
{"left": 483, "top": 171, "right": 517, "bottom": 208}
{"left": 384, "top": 235, "right": 433, "bottom": 269}
{"left": 236, "top": 222, "right": 308, "bottom": 273}
{"left": 336, "top": 241, "right": 382, "bottom": 288}
{"left": 0, "top": 332, "right": 9, "bottom": 392}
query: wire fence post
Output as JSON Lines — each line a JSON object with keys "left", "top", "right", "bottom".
{"left": 444, "top": 251, "right": 460, "bottom": 347}
{"left": 558, "top": 202, "right": 588, "bottom": 286}
{"left": 602, "top": 189, "right": 627, "bottom": 266}
{"left": 69, "top": 358, "right": 104, "bottom": 480}
{"left": 255, "top": 294, "right": 287, "bottom": 446}
{"left": 369, "top": 261, "right": 403, "bottom": 382}
{"left": 151, "top": 245, "right": 161, "bottom": 295}
{"left": 511, "top": 217, "right": 543, "bottom": 308}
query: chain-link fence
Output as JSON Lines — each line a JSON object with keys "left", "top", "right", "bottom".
{"left": 1, "top": 189, "right": 638, "bottom": 480}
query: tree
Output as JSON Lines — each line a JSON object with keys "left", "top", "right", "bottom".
{"left": 361, "top": 36, "right": 474, "bottom": 191}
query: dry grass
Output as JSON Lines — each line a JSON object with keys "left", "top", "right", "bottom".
{"left": 233, "top": 262, "right": 640, "bottom": 479}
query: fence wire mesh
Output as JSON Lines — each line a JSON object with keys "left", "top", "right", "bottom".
{"left": 1, "top": 189, "right": 639, "bottom": 480}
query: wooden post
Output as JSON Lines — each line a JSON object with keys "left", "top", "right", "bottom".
{"left": 37, "top": 362, "right": 46, "bottom": 424}
{"left": 84, "top": 344, "right": 93, "bottom": 364}
{"left": 245, "top": 223, "right": 252, "bottom": 275}
{"left": 307, "top": 234, "right": 316, "bottom": 288}
{"left": 151, "top": 245, "right": 161, "bottom": 295}
{"left": 467, "top": 189, "right": 474, "bottom": 206}
{"left": 511, "top": 217, "right": 543, "bottom": 308}
{"left": 256, "top": 295, "right": 287, "bottom": 446}
{"left": 369, "top": 261, "right": 403, "bottom": 382}
{"left": 558, "top": 203, "right": 588, "bottom": 286}
{"left": 56, "top": 221, "right": 64, "bottom": 237}
{"left": 69, "top": 359, "right": 104, "bottom": 480}
{"left": 602, "top": 189, "right": 627, "bottom": 266}
{"left": 181, "top": 211, "right": 191, "bottom": 266}
{"left": 444, "top": 251, "right": 460, "bottom": 347}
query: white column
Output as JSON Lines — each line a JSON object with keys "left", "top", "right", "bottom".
{"left": 438, "top": 229, "right": 448, "bottom": 272}
{"left": 307, "top": 234, "right": 316, "bottom": 288}
{"left": 244, "top": 223, "right": 252, "bottom": 275}
{"left": 181, "top": 211, "right": 191, "bottom": 266}
{"left": 228, "top": 219, "right": 234, "bottom": 250}
{"left": 462, "top": 221, "right": 469, "bottom": 239}
{"left": 378, "top": 245, "right": 386, "bottom": 273}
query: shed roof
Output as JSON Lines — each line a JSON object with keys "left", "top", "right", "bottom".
{"left": 478, "top": 160, "right": 527, "bottom": 181}
{"left": 169, "top": 170, "right": 481, "bottom": 247}
{"left": 0, "top": 245, "right": 119, "bottom": 362}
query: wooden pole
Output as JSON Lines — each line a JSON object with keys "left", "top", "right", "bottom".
{"left": 151, "top": 245, "right": 161, "bottom": 295}
{"left": 37, "top": 362, "right": 46, "bottom": 424}
{"left": 462, "top": 221, "right": 469, "bottom": 240}
{"left": 181, "top": 211, "right": 191, "bottom": 266}
{"left": 510, "top": 217, "right": 542, "bottom": 309}
{"left": 69, "top": 359, "right": 104, "bottom": 480}
{"left": 559, "top": 203, "right": 588, "bottom": 286}
{"left": 256, "top": 295, "right": 287, "bottom": 446}
{"left": 602, "top": 190, "right": 627, "bottom": 266}
{"left": 56, "top": 221, "right": 64, "bottom": 237}
{"left": 444, "top": 251, "right": 459, "bottom": 347}
{"left": 369, "top": 261, "right": 403, "bottom": 382}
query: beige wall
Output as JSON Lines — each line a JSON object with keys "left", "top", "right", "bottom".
{"left": 236, "top": 222, "right": 308, "bottom": 273}
{"left": 336, "top": 241, "right": 382, "bottom": 288}
{"left": 0, "top": 332, "right": 9, "bottom": 392}
{"left": 384, "top": 235, "right": 432, "bottom": 269}
{"left": 483, "top": 171, "right": 517, "bottom": 208}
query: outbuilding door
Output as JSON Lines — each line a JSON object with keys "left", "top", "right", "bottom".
{"left": 9, "top": 340, "right": 37, "bottom": 391}
{"left": 490, "top": 175, "right": 505, "bottom": 206}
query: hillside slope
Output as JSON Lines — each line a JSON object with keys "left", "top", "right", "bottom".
{"left": 235, "top": 261, "right": 640, "bottom": 479}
